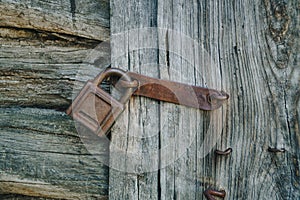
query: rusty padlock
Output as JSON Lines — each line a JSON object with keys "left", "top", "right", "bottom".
{"left": 66, "top": 68, "right": 138, "bottom": 137}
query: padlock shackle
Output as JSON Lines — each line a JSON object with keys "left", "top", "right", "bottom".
{"left": 93, "top": 68, "right": 137, "bottom": 104}
{"left": 93, "top": 68, "right": 130, "bottom": 85}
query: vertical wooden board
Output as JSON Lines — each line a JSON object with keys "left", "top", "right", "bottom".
{"left": 157, "top": 0, "right": 299, "bottom": 199}
{"left": 158, "top": 3, "right": 192, "bottom": 200}
{"left": 109, "top": 0, "right": 299, "bottom": 199}
{"left": 109, "top": 0, "right": 159, "bottom": 199}
{"left": 157, "top": 0, "right": 225, "bottom": 199}
{"left": 258, "top": 0, "right": 300, "bottom": 198}
{"left": 205, "top": 0, "right": 299, "bottom": 199}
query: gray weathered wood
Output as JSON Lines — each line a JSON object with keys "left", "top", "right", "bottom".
{"left": 0, "top": 0, "right": 110, "bottom": 199}
{"left": 109, "top": 0, "right": 160, "bottom": 199}
{"left": 109, "top": 0, "right": 299, "bottom": 199}
{"left": 0, "top": 0, "right": 109, "bottom": 41}
{"left": 0, "top": 28, "right": 110, "bottom": 109}
{"left": 0, "top": 0, "right": 110, "bottom": 109}
{"left": 0, "top": 108, "right": 108, "bottom": 199}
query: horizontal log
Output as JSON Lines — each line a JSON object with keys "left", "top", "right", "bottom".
{"left": 0, "top": 175, "right": 105, "bottom": 200}
{"left": 0, "top": 107, "right": 109, "bottom": 199}
{"left": 0, "top": 27, "right": 110, "bottom": 110}
{"left": 0, "top": 0, "right": 110, "bottom": 41}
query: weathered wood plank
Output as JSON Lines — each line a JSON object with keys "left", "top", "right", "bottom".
{"left": 0, "top": 0, "right": 109, "bottom": 41}
{"left": 109, "top": 0, "right": 160, "bottom": 199}
{"left": 0, "top": 107, "right": 109, "bottom": 199}
{"left": 0, "top": 27, "right": 110, "bottom": 109}
{"left": 0, "top": 194, "right": 59, "bottom": 200}
{"left": 109, "top": 0, "right": 299, "bottom": 199}
{"left": 158, "top": 3, "right": 199, "bottom": 200}
{"left": 0, "top": 0, "right": 111, "bottom": 199}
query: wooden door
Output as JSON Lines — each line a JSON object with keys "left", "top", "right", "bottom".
{"left": 109, "top": 0, "right": 299, "bottom": 199}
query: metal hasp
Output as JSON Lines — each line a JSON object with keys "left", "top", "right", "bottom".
{"left": 124, "top": 72, "right": 229, "bottom": 111}
{"left": 66, "top": 68, "right": 137, "bottom": 137}
{"left": 67, "top": 68, "right": 229, "bottom": 136}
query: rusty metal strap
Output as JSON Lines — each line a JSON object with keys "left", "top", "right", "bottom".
{"left": 115, "top": 71, "right": 229, "bottom": 111}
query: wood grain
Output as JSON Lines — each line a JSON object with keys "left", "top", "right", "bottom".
{"left": 109, "top": 0, "right": 160, "bottom": 199}
{"left": 0, "top": 0, "right": 110, "bottom": 199}
{"left": 0, "top": 108, "right": 108, "bottom": 199}
{"left": 0, "top": 27, "right": 110, "bottom": 109}
{"left": 0, "top": 0, "right": 298, "bottom": 199}
{"left": 109, "top": 0, "right": 299, "bottom": 199}
{"left": 0, "top": 0, "right": 109, "bottom": 41}
{"left": 0, "top": 0, "right": 110, "bottom": 109}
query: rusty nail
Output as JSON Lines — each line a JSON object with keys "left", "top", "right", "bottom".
{"left": 215, "top": 148, "right": 232, "bottom": 156}
{"left": 268, "top": 146, "right": 286, "bottom": 153}
{"left": 204, "top": 189, "right": 226, "bottom": 200}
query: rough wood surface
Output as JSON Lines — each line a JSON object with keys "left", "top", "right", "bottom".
{"left": 0, "top": 0, "right": 110, "bottom": 109}
{"left": 0, "top": 28, "right": 110, "bottom": 109}
{"left": 0, "top": 0, "right": 109, "bottom": 41}
{"left": 0, "top": 108, "right": 109, "bottom": 199}
{"left": 0, "top": 0, "right": 110, "bottom": 199}
{"left": 109, "top": 0, "right": 160, "bottom": 198}
{"left": 109, "top": 0, "right": 299, "bottom": 200}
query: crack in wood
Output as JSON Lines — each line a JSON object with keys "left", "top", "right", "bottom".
{"left": 165, "top": 30, "right": 170, "bottom": 76}
{"left": 0, "top": 26, "right": 101, "bottom": 48}
{"left": 70, "top": 0, "right": 76, "bottom": 22}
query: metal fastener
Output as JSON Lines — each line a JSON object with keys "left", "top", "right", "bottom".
{"left": 215, "top": 148, "right": 232, "bottom": 156}
{"left": 268, "top": 146, "right": 286, "bottom": 153}
{"left": 204, "top": 189, "right": 226, "bottom": 200}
